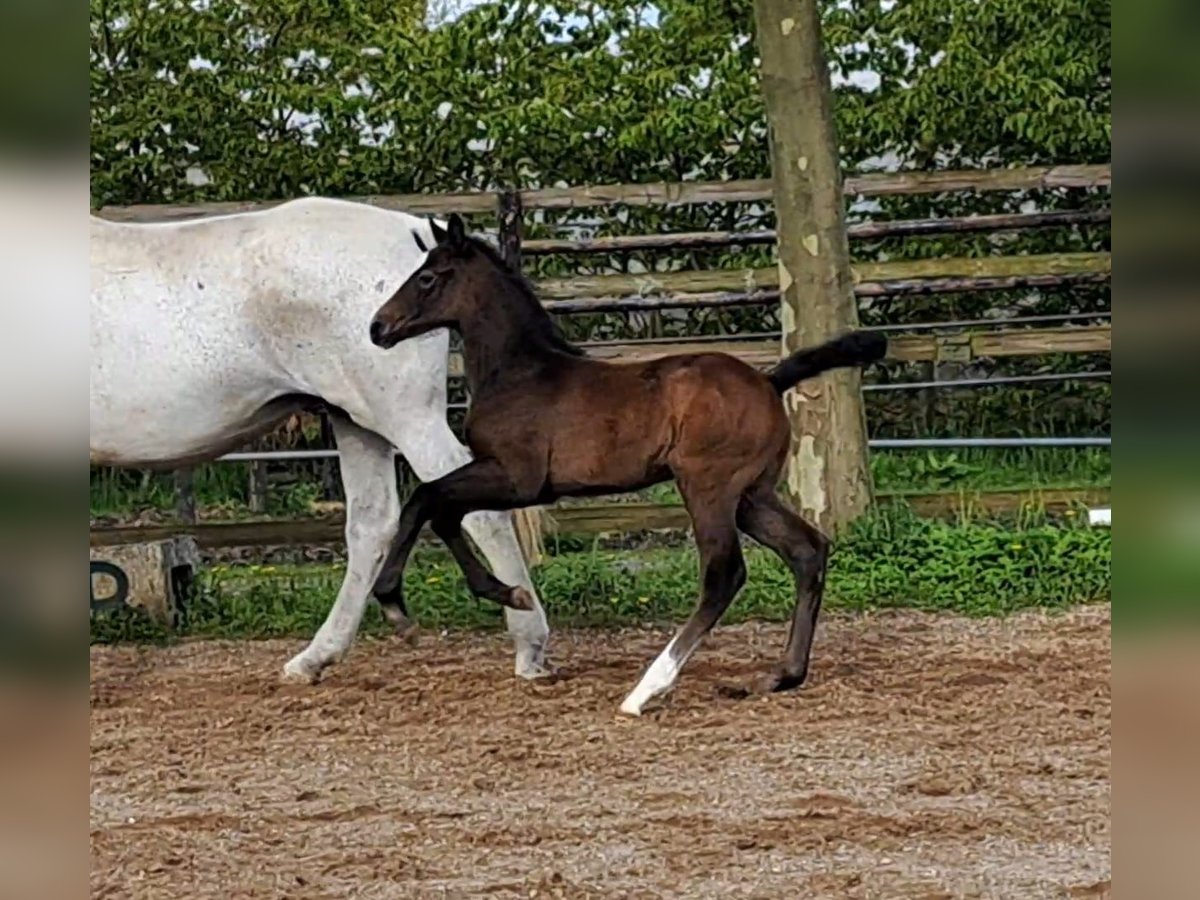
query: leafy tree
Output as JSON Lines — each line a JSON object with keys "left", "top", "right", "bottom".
{"left": 89, "top": 0, "right": 1110, "bottom": 439}
{"left": 91, "top": 0, "right": 1110, "bottom": 205}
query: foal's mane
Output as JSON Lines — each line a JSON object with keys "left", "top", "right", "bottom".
{"left": 466, "top": 235, "right": 585, "bottom": 357}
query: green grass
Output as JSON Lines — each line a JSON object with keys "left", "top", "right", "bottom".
{"left": 90, "top": 447, "right": 1111, "bottom": 522}
{"left": 89, "top": 464, "right": 325, "bottom": 520}
{"left": 872, "top": 446, "right": 1110, "bottom": 493}
{"left": 91, "top": 505, "right": 1111, "bottom": 644}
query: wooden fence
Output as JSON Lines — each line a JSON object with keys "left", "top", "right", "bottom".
{"left": 92, "top": 163, "right": 1111, "bottom": 551}
{"left": 90, "top": 488, "right": 1112, "bottom": 550}
{"left": 97, "top": 163, "right": 1111, "bottom": 376}
{"left": 99, "top": 164, "right": 1109, "bottom": 222}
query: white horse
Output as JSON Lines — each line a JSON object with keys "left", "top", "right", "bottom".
{"left": 90, "top": 197, "right": 552, "bottom": 682}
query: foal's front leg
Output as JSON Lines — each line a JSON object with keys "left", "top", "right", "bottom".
{"left": 373, "top": 459, "right": 537, "bottom": 612}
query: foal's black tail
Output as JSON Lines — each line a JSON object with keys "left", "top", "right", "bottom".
{"left": 766, "top": 330, "right": 887, "bottom": 395}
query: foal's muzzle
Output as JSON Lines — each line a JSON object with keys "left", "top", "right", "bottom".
{"left": 369, "top": 318, "right": 398, "bottom": 348}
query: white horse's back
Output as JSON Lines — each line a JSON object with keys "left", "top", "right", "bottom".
{"left": 90, "top": 198, "right": 438, "bottom": 465}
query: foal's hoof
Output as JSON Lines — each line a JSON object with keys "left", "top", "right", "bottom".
{"left": 760, "top": 667, "right": 808, "bottom": 694}
{"left": 379, "top": 598, "right": 419, "bottom": 645}
{"left": 505, "top": 586, "right": 537, "bottom": 611}
{"left": 713, "top": 682, "right": 753, "bottom": 701}
{"left": 392, "top": 619, "right": 421, "bottom": 647}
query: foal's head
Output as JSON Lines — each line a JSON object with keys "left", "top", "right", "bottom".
{"left": 369, "top": 213, "right": 581, "bottom": 357}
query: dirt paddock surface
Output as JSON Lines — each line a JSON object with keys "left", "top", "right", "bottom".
{"left": 91, "top": 607, "right": 1111, "bottom": 899}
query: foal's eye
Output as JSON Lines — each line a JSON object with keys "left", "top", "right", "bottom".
{"left": 417, "top": 271, "right": 438, "bottom": 291}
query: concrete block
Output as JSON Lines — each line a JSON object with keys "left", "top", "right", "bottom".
{"left": 90, "top": 536, "right": 200, "bottom": 625}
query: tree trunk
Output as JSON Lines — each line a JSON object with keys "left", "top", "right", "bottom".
{"left": 752, "top": 0, "right": 873, "bottom": 533}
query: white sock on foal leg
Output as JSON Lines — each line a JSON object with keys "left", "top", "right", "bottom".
{"left": 619, "top": 637, "right": 684, "bottom": 716}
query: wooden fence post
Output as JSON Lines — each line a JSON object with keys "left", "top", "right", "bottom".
{"left": 752, "top": 0, "right": 874, "bottom": 534}
{"left": 173, "top": 468, "right": 197, "bottom": 525}
{"left": 318, "top": 413, "right": 339, "bottom": 501}
{"left": 247, "top": 460, "right": 269, "bottom": 514}
{"left": 497, "top": 190, "right": 547, "bottom": 566}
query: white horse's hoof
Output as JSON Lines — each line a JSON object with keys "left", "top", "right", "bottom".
{"left": 517, "top": 661, "right": 560, "bottom": 681}
{"left": 514, "top": 646, "right": 556, "bottom": 681}
{"left": 281, "top": 656, "right": 323, "bottom": 685}
{"left": 617, "top": 698, "right": 644, "bottom": 717}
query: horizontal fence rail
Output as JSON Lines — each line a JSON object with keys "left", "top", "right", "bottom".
{"left": 540, "top": 272, "right": 1111, "bottom": 314}
{"left": 204, "top": 434, "right": 1111, "bottom": 464}
{"left": 441, "top": 370, "right": 1113, "bottom": 410}
{"left": 95, "top": 165, "right": 1111, "bottom": 223}
{"left": 578, "top": 313, "right": 1110, "bottom": 345}
{"left": 89, "top": 487, "right": 1112, "bottom": 549}
{"left": 523, "top": 208, "right": 1111, "bottom": 255}
{"left": 443, "top": 325, "right": 1111, "bottom": 377}
{"left": 863, "top": 370, "right": 1111, "bottom": 392}
{"left": 532, "top": 252, "right": 1111, "bottom": 302}
{"left": 870, "top": 437, "right": 1110, "bottom": 448}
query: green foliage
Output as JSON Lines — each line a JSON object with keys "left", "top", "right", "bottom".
{"left": 91, "top": 0, "right": 1110, "bottom": 207}
{"left": 827, "top": 0, "right": 1110, "bottom": 166}
{"left": 90, "top": 604, "right": 176, "bottom": 645}
{"left": 90, "top": 462, "right": 325, "bottom": 519}
{"left": 90, "top": 505, "right": 1110, "bottom": 644}
{"left": 90, "top": 0, "right": 426, "bottom": 206}
{"left": 872, "top": 446, "right": 1110, "bottom": 492}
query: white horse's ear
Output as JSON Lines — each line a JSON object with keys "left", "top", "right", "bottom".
{"left": 411, "top": 229, "right": 428, "bottom": 253}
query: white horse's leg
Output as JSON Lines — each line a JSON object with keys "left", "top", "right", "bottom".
{"left": 460, "top": 510, "right": 554, "bottom": 678}
{"left": 390, "top": 416, "right": 553, "bottom": 679}
{"left": 282, "top": 416, "right": 399, "bottom": 683}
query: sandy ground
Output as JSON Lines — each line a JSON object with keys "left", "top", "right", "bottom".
{"left": 91, "top": 607, "right": 1110, "bottom": 899}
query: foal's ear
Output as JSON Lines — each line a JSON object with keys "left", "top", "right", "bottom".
{"left": 446, "top": 213, "right": 468, "bottom": 251}
{"left": 429, "top": 217, "right": 448, "bottom": 245}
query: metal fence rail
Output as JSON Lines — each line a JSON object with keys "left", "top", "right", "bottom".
{"left": 210, "top": 435, "right": 1111, "bottom": 464}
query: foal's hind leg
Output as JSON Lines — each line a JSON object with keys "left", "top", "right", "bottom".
{"left": 736, "top": 484, "right": 830, "bottom": 692}
{"left": 619, "top": 490, "right": 746, "bottom": 716}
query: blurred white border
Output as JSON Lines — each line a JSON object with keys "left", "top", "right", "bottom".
{"left": 0, "top": 162, "right": 88, "bottom": 467}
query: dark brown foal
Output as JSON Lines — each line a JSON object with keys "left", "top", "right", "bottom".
{"left": 368, "top": 214, "right": 885, "bottom": 715}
